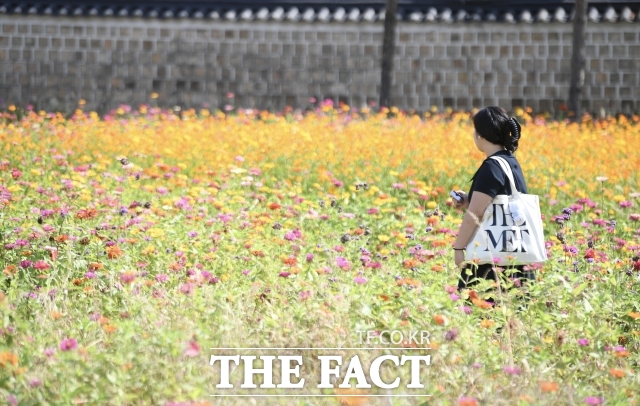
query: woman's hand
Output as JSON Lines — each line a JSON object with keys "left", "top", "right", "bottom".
{"left": 453, "top": 191, "right": 469, "bottom": 210}
{"left": 454, "top": 250, "right": 466, "bottom": 269}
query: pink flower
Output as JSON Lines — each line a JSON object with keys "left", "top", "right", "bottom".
{"left": 60, "top": 338, "right": 77, "bottom": 351}
{"left": 184, "top": 341, "right": 200, "bottom": 357}
{"left": 585, "top": 397, "right": 604, "bottom": 405}
{"left": 503, "top": 365, "right": 521, "bottom": 375}
{"left": 279, "top": 271, "right": 290, "bottom": 278}
{"left": 354, "top": 276, "right": 367, "bottom": 285}
{"left": 445, "top": 285, "right": 457, "bottom": 294}
{"left": 120, "top": 272, "right": 136, "bottom": 284}
{"left": 299, "top": 291, "right": 311, "bottom": 300}
{"left": 630, "top": 213, "right": 640, "bottom": 222}
{"left": 155, "top": 274, "right": 169, "bottom": 283}
{"left": 619, "top": 200, "right": 633, "bottom": 208}
{"left": 367, "top": 208, "right": 379, "bottom": 215}
{"left": 336, "top": 257, "right": 351, "bottom": 270}
{"left": 449, "top": 293, "right": 460, "bottom": 301}
{"left": 33, "top": 260, "right": 50, "bottom": 271}
{"left": 179, "top": 283, "right": 195, "bottom": 295}
{"left": 578, "top": 338, "right": 589, "bottom": 346}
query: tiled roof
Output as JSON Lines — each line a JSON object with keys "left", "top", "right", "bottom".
{"left": 0, "top": 1, "right": 638, "bottom": 23}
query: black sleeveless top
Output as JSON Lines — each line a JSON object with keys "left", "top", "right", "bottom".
{"left": 468, "top": 150, "right": 528, "bottom": 202}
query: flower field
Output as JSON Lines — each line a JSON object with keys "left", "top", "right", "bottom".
{"left": 1, "top": 103, "right": 640, "bottom": 405}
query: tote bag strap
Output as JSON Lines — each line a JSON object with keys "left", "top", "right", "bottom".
{"left": 490, "top": 156, "right": 521, "bottom": 198}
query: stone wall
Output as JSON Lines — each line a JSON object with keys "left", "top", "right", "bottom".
{"left": 1, "top": 15, "right": 638, "bottom": 114}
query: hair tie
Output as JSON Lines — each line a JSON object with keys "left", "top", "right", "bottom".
{"left": 509, "top": 117, "right": 521, "bottom": 138}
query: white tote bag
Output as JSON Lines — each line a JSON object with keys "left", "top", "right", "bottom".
{"left": 465, "top": 156, "right": 547, "bottom": 266}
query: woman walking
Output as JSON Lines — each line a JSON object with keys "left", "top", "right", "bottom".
{"left": 451, "top": 106, "right": 535, "bottom": 299}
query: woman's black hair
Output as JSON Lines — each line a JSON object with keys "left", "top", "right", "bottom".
{"left": 473, "top": 106, "right": 522, "bottom": 152}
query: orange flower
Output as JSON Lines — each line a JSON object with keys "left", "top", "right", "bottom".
{"left": 426, "top": 216, "right": 439, "bottom": 226}
{"left": 402, "top": 259, "right": 419, "bottom": 269}
{"left": 88, "top": 262, "right": 104, "bottom": 271}
{"left": 609, "top": 368, "right": 626, "bottom": 378}
{"left": 432, "top": 314, "right": 446, "bottom": 325}
{"left": 480, "top": 319, "right": 495, "bottom": 328}
{"left": 268, "top": 202, "right": 281, "bottom": 210}
{"left": 50, "top": 311, "right": 64, "bottom": 320}
{"left": 335, "top": 388, "right": 369, "bottom": 406}
{"left": 4, "top": 265, "right": 17, "bottom": 276}
{"left": 431, "top": 265, "right": 445, "bottom": 272}
{"left": 539, "top": 381, "right": 559, "bottom": 392}
{"left": 75, "top": 208, "right": 98, "bottom": 220}
{"left": 282, "top": 256, "right": 297, "bottom": 266}
{"left": 628, "top": 312, "right": 640, "bottom": 319}
{"left": 106, "top": 245, "right": 123, "bottom": 259}
{"left": 72, "top": 278, "right": 86, "bottom": 285}
{"left": 103, "top": 325, "right": 117, "bottom": 334}
{"left": 458, "top": 397, "right": 478, "bottom": 406}
{"left": 396, "top": 278, "right": 420, "bottom": 288}
{"left": 469, "top": 290, "right": 493, "bottom": 309}
{"left": 55, "top": 234, "right": 69, "bottom": 243}
{"left": 0, "top": 352, "right": 18, "bottom": 368}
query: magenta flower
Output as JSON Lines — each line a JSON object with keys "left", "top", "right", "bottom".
{"left": 459, "top": 306, "right": 472, "bottom": 315}
{"left": 306, "top": 253, "right": 314, "bottom": 262}
{"left": 336, "top": 257, "right": 351, "bottom": 270}
{"left": 60, "top": 338, "right": 77, "bottom": 351}
{"left": 19, "top": 260, "right": 33, "bottom": 269}
{"left": 578, "top": 338, "right": 589, "bottom": 346}
{"left": 449, "top": 293, "right": 460, "bottom": 301}
{"left": 585, "top": 397, "right": 604, "bottom": 405}
{"left": 84, "top": 271, "right": 97, "bottom": 279}
{"left": 279, "top": 271, "right": 291, "bottom": 278}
